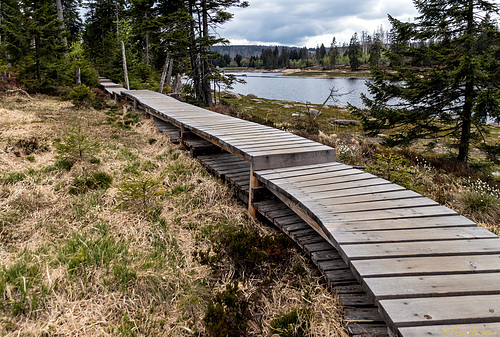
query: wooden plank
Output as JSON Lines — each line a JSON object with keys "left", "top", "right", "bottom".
{"left": 264, "top": 170, "right": 369, "bottom": 186}
{"left": 273, "top": 178, "right": 391, "bottom": 196}
{"left": 333, "top": 227, "right": 496, "bottom": 245}
{"left": 256, "top": 162, "right": 346, "bottom": 180}
{"left": 398, "top": 323, "right": 500, "bottom": 337}
{"left": 324, "top": 269, "right": 357, "bottom": 285}
{"left": 317, "top": 258, "right": 349, "bottom": 272}
{"left": 238, "top": 141, "right": 324, "bottom": 152}
{"left": 281, "top": 222, "right": 311, "bottom": 234}
{"left": 324, "top": 216, "right": 475, "bottom": 232}
{"left": 251, "top": 148, "right": 336, "bottom": 170}
{"left": 333, "top": 284, "right": 366, "bottom": 294}
{"left": 345, "top": 308, "right": 385, "bottom": 323}
{"left": 314, "top": 190, "right": 422, "bottom": 206}
{"left": 352, "top": 255, "right": 500, "bottom": 278}
{"left": 258, "top": 165, "right": 362, "bottom": 182}
{"left": 341, "top": 238, "right": 500, "bottom": 261}
{"left": 226, "top": 134, "right": 304, "bottom": 146}
{"left": 318, "top": 197, "right": 438, "bottom": 214}
{"left": 348, "top": 323, "right": 389, "bottom": 337}
{"left": 311, "top": 249, "right": 342, "bottom": 262}
{"left": 339, "top": 294, "right": 374, "bottom": 307}
{"left": 319, "top": 205, "right": 457, "bottom": 224}
{"left": 364, "top": 273, "right": 500, "bottom": 301}
{"left": 292, "top": 234, "right": 326, "bottom": 247}
{"left": 304, "top": 241, "right": 335, "bottom": 255}
{"left": 294, "top": 184, "right": 406, "bottom": 202}
{"left": 255, "top": 161, "right": 342, "bottom": 176}
{"left": 273, "top": 215, "right": 304, "bottom": 226}
{"left": 379, "top": 295, "right": 500, "bottom": 328}
{"left": 249, "top": 143, "right": 332, "bottom": 156}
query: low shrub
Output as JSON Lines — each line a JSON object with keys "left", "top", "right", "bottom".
{"left": 69, "top": 85, "right": 96, "bottom": 108}
{"left": 195, "top": 224, "right": 294, "bottom": 277}
{"left": 459, "top": 178, "right": 500, "bottom": 224}
{"left": 270, "top": 307, "right": 313, "bottom": 337}
{"left": 204, "top": 282, "right": 250, "bottom": 337}
{"left": 69, "top": 171, "right": 113, "bottom": 195}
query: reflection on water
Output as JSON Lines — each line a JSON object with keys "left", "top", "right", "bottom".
{"left": 225, "top": 72, "right": 371, "bottom": 107}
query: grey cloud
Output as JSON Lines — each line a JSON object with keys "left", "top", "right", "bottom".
{"left": 220, "top": 0, "right": 417, "bottom": 46}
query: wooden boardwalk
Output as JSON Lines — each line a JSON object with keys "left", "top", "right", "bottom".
{"left": 101, "top": 79, "right": 500, "bottom": 337}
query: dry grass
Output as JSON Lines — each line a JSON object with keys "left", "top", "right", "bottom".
{"left": 0, "top": 93, "right": 348, "bottom": 336}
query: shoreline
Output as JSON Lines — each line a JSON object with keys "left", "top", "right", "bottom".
{"left": 221, "top": 67, "right": 372, "bottom": 78}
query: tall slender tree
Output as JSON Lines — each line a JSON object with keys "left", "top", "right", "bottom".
{"left": 352, "top": 0, "right": 500, "bottom": 163}
{"left": 328, "top": 37, "right": 339, "bottom": 69}
{"left": 347, "top": 32, "right": 362, "bottom": 71}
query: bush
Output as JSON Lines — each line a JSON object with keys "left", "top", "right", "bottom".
{"left": 270, "top": 307, "right": 313, "bottom": 337}
{"left": 204, "top": 282, "right": 250, "bottom": 337}
{"left": 69, "top": 85, "right": 96, "bottom": 108}
{"left": 195, "top": 224, "right": 293, "bottom": 277}
{"left": 459, "top": 178, "right": 500, "bottom": 224}
{"left": 69, "top": 171, "right": 113, "bottom": 195}
{"left": 116, "top": 173, "right": 165, "bottom": 212}
{"left": 55, "top": 126, "right": 100, "bottom": 162}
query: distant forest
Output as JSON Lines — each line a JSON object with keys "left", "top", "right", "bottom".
{"left": 212, "top": 27, "right": 390, "bottom": 70}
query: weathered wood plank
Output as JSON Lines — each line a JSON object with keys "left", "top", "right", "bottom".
{"left": 351, "top": 255, "right": 500, "bottom": 278}
{"left": 398, "top": 323, "right": 500, "bottom": 337}
{"left": 251, "top": 148, "right": 336, "bottom": 170}
{"left": 324, "top": 216, "right": 475, "bottom": 232}
{"left": 379, "top": 295, "right": 500, "bottom": 328}
{"left": 314, "top": 190, "right": 422, "bottom": 206}
{"left": 364, "top": 273, "right": 500, "bottom": 301}
{"left": 319, "top": 205, "right": 457, "bottom": 224}
{"left": 341, "top": 238, "right": 500, "bottom": 261}
{"left": 318, "top": 196, "right": 438, "bottom": 214}
{"left": 333, "top": 227, "right": 495, "bottom": 245}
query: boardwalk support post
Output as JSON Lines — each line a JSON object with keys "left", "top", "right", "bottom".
{"left": 248, "top": 166, "right": 262, "bottom": 217}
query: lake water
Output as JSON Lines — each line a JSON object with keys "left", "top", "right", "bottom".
{"left": 226, "top": 72, "right": 371, "bottom": 107}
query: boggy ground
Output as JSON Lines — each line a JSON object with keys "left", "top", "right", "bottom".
{"left": 0, "top": 93, "right": 348, "bottom": 336}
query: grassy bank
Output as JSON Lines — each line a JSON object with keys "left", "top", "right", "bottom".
{"left": 0, "top": 93, "right": 348, "bottom": 336}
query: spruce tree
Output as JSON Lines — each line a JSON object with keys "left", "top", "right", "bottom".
{"left": 347, "top": 32, "right": 362, "bottom": 71}
{"left": 352, "top": 0, "right": 500, "bottom": 163}
{"left": 1, "top": 0, "right": 68, "bottom": 90}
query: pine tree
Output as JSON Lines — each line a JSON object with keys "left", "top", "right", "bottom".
{"left": 352, "top": 0, "right": 500, "bottom": 164}
{"left": 1, "top": 0, "right": 69, "bottom": 90}
{"left": 368, "top": 35, "right": 382, "bottom": 68}
{"left": 328, "top": 37, "right": 339, "bottom": 69}
{"left": 347, "top": 32, "right": 362, "bottom": 71}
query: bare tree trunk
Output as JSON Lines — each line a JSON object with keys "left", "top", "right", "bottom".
{"left": 121, "top": 41, "right": 130, "bottom": 90}
{"left": 201, "top": 0, "right": 213, "bottom": 106}
{"left": 145, "top": 31, "right": 150, "bottom": 65}
{"left": 166, "top": 59, "right": 173, "bottom": 87}
{"left": 75, "top": 68, "right": 81, "bottom": 86}
{"left": 159, "top": 55, "right": 170, "bottom": 93}
{"left": 55, "top": 0, "right": 67, "bottom": 46}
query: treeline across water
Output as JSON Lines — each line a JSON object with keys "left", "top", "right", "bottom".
{"left": 213, "top": 29, "right": 389, "bottom": 70}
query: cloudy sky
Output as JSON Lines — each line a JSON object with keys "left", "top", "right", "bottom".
{"left": 217, "top": 0, "right": 420, "bottom": 47}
